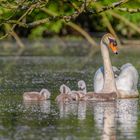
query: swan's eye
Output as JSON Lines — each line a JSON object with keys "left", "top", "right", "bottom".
{"left": 113, "top": 41, "right": 117, "bottom": 46}
{"left": 108, "top": 38, "right": 117, "bottom": 45}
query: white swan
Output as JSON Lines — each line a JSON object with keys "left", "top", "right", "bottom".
{"left": 93, "top": 33, "right": 139, "bottom": 98}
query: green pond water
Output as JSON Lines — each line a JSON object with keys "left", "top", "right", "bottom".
{"left": 0, "top": 50, "right": 140, "bottom": 140}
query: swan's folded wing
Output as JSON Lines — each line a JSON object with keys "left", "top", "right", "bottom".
{"left": 93, "top": 66, "right": 120, "bottom": 92}
{"left": 93, "top": 67, "right": 104, "bottom": 92}
{"left": 116, "top": 63, "right": 139, "bottom": 92}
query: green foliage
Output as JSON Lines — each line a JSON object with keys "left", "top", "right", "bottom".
{"left": 0, "top": 0, "right": 140, "bottom": 38}
{"left": 29, "top": 26, "right": 46, "bottom": 39}
{"left": 88, "top": 0, "right": 140, "bottom": 37}
{"left": 46, "top": 21, "right": 63, "bottom": 33}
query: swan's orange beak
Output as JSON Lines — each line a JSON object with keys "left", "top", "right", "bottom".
{"left": 109, "top": 43, "right": 118, "bottom": 54}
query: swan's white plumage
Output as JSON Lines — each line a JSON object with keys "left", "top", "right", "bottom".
{"left": 116, "top": 63, "right": 138, "bottom": 92}
{"left": 94, "top": 66, "right": 120, "bottom": 93}
{"left": 94, "top": 63, "right": 139, "bottom": 95}
{"left": 94, "top": 67, "right": 104, "bottom": 93}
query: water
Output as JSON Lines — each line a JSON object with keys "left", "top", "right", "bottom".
{"left": 0, "top": 53, "right": 139, "bottom": 140}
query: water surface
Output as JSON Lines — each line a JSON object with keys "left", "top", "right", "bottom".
{"left": 0, "top": 54, "right": 139, "bottom": 140}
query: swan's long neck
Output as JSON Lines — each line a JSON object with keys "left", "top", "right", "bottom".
{"left": 101, "top": 41, "right": 117, "bottom": 93}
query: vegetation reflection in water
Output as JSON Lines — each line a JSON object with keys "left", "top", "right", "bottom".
{"left": 0, "top": 53, "right": 139, "bottom": 140}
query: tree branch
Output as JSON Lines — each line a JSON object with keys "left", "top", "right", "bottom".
{"left": 0, "top": 0, "right": 139, "bottom": 41}
{"left": 117, "top": 8, "right": 140, "bottom": 13}
{"left": 67, "top": 22, "right": 97, "bottom": 47}
{"left": 88, "top": 0, "right": 129, "bottom": 14}
{"left": 0, "top": 1, "right": 44, "bottom": 40}
{"left": 4, "top": 23, "right": 25, "bottom": 48}
{"left": 110, "top": 11, "right": 140, "bottom": 33}
{"left": 101, "top": 13, "right": 121, "bottom": 45}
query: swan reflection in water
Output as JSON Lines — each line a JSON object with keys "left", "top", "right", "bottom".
{"left": 92, "top": 101, "right": 116, "bottom": 140}
{"left": 116, "top": 99, "right": 138, "bottom": 139}
{"left": 58, "top": 99, "right": 138, "bottom": 140}
{"left": 23, "top": 100, "right": 51, "bottom": 114}
{"left": 93, "top": 99, "right": 138, "bottom": 140}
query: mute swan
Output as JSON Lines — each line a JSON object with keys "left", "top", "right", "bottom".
{"left": 55, "top": 84, "right": 73, "bottom": 103}
{"left": 93, "top": 33, "right": 139, "bottom": 98}
{"left": 23, "top": 88, "right": 51, "bottom": 101}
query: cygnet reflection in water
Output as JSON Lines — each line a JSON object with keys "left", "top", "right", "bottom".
{"left": 57, "top": 101, "right": 87, "bottom": 120}
{"left": 23, "top": 100, "right": 51, "bottom": 114}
